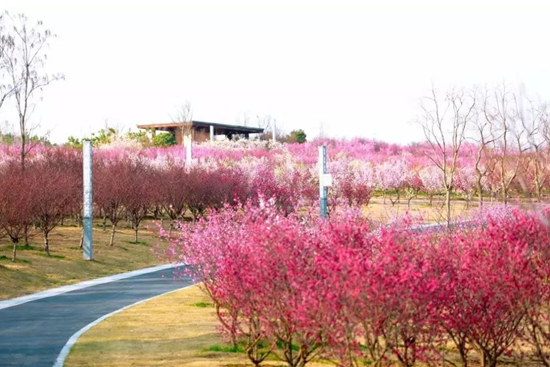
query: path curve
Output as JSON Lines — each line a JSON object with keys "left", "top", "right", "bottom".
{"left": 0, "top": 264, "right": 193, "bottom": 367}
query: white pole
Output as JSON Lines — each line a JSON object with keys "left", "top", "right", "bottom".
{"left": 210, "top": 125, "right": 214, "bottom": 141}
{"left": 83, "top": 141, "right": 93, "bottom": 260}
{"left": 272, "top": 121, "right": 276, "bottom": 143}
{"left": 186, "top": 139, "right": 193, "bottom": 167}
{"left": 319, "top": 145, "right": 328, "bottom": 218}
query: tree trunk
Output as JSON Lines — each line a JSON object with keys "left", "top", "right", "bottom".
{"left": 20, "top": 126, "right": 26, "bottom": 170}
{"left": 134, "top": 227, "right": 139, "bottom": 243}
{"left": 530, "top": 318, "right": 550, "bottom": 367}
{"left": 24, "top": 225, "right": 29, "bottom": 245}
{"left": 476, "top": 179, "right": 484, "bottom": 207}
{"left": 12, "top": 240, "right": 17, "bottom": 262}
{"left": 454, "top": 336, "right": 469, "bottom": 367}
{"left": 79, "top": 232, "right": 84, "bottom": 249}
{"left": 44, "top": 232, "right": 50, "bottom": 257}
{"left": 459, "top": 349, "right": 468, "bottom": 367}
{"left": 109, "top": 224, "right": 116, "bottom": 246}
{"left": 480, "top": 350, "right": 487, "bottom": 367}
{"left": 536, "top": 180, "right": 543, "bottom": 202}
{"left": 445, "top": 188, "right": 452, "bottom": 227}
{"left": 501, "top": 182, "right": 509, "bottom": 205}
{"left": 479, "top": 349, "right": 498, "bottom": 367}
{"left": 102, "top": 214, "right": 107, "bottom": 231}
{"left": 389, "top": 192, "right": 400, "bottom": 206}
{"left": 214, "top": 303, "right": 238, "bottom": 349}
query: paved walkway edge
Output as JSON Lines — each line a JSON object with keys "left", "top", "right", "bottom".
{"left": 0, "top": 263, "right": 184, "bottom": 311}
{"left": 53, "top": 284, "right": 194, "bottom": 367}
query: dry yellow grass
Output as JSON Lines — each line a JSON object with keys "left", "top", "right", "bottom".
{"left": 64, "top": 285, "right": 541, "bottom": 367}
{"left": 65, "top": 285, "right": 329, "bottom": 367}
{"left": 365, "top": 198, "right": 474, "bottom": 223}
{"left": 0, "top": 218, "right": 167, "bottom": 300}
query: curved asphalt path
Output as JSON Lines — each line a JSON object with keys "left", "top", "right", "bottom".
{"left": 0, "top": 265, "right": 193, "bottom": 367}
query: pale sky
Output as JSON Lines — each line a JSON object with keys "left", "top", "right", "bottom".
{"left": 2, "top": 0, "right": 550, "bottom": 144}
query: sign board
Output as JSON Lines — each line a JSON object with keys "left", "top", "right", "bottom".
{"left": 321, "top": 173, "right": 333, "bottom": 187}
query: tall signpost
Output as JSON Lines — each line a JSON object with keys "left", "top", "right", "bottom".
{"left": 83, "top": 141, "right": 93, "bottom": 261}
{"left": 210, "top": 125, "right": 214, "bottom": 141}
{"left": 318, "top": 145, "right": 331, "bottom": 218}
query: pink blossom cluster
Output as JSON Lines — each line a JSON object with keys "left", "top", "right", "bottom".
{"left": 3, "top": 136, "right": 547, "bottom": 206}
{"left": 166, "top": 203, "right": 550, "bottom": 367}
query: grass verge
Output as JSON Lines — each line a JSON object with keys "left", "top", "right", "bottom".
{"left": 0, "top": 218, "right": 167, "bottom": 300}
{"left": 64, "top": 284, "right": 329, "bottom": 367}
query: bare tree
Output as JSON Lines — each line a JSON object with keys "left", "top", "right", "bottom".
{"left": 516, "top": 97, "right": 549, "bottom": 201}
{"left": 470, "top": 87, "right": 500, "bottom": 206}
{"left": 417, "top": 86, "right": 476, "bottom": 225}
{"left": 236, "top": 111, "right": 250, "bottom": 126}
{"left": 171, "top": 100, "right": 193, "bottom": 144}
{"left": 318, "top": 122, "right": 326, "bottom": 139}
{"left": 485, "top": 84, "right": 529, "bottom": 204}
{"left": 0, "top": 13, "right": 15, "bottom": 113}
{"left": 4, "top": 12, "right": 63, "bottom": 168}
{"left": 256, "top": 114, "right": 278, "bottom": 141}
{"left": 256, "top": 114, "right": 274, "bottom": 131}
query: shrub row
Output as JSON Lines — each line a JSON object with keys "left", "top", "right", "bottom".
{"left": 167, "top": 203, "right": 550, "bottom": 367}
{"left": 0, "top": 146, "right": 371, "bottom": 258}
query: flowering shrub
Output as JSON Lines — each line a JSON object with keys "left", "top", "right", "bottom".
{"left": 166, "top": 204, "right": 550, "bottom": 367}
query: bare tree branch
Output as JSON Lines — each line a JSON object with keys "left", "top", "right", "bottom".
{"left": 3, "top": 11, "right": 63, "bottom": 168}
{"left": 416, "top": 85, "right": 476, "bottom": 225}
